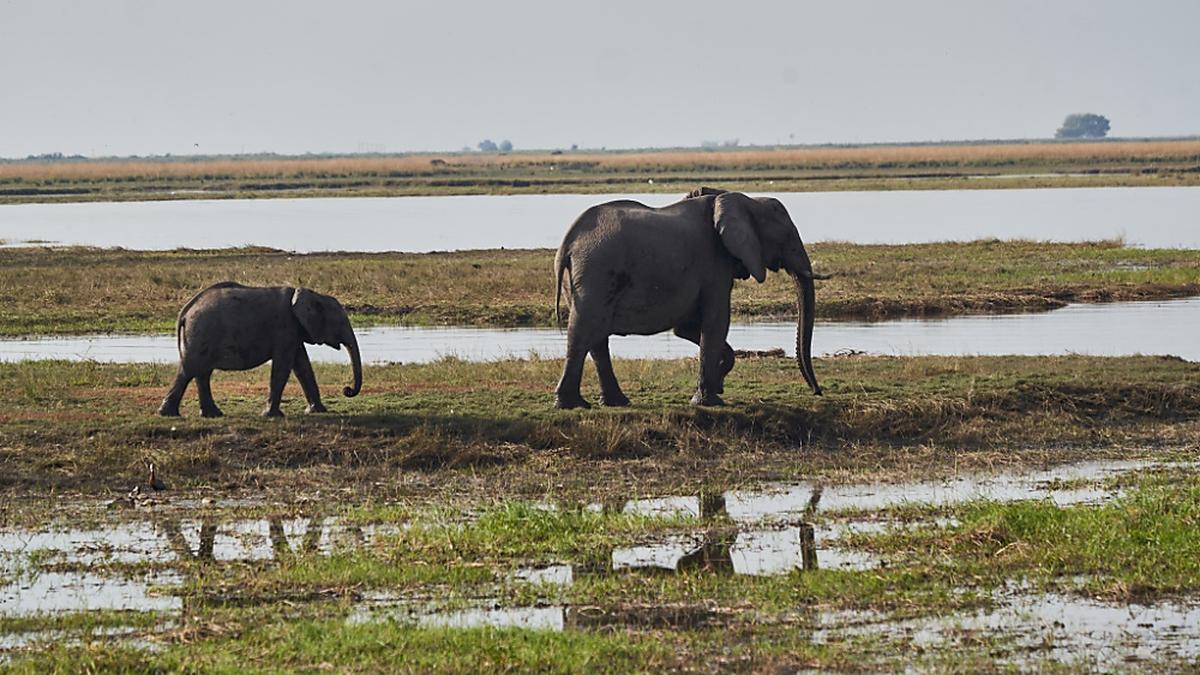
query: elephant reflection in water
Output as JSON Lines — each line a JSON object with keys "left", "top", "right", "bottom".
{"left": 160, "top": 517, "right": 363, "bottom": 561}
{"left": 660, "top": 522, "right": 820, "bottom": 574}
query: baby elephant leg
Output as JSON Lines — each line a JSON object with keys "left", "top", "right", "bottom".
{"left": 292, "top": 348, "right": 327, "bottom": 413}
{"left": 263, "top": 355, "right": 292, "bottom": 418}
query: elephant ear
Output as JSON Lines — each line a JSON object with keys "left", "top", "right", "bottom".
{"left": 713, "top": 192, "right": 766, "bottom": 283}
{"left": 291, "top": 287, "right": 327, "bottom": 344}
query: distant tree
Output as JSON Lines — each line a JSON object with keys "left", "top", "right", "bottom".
{"left": 499, "top": 139, "right": 513, "bottom": 152}
{"left": 477, "top": 139, "right": 499, "bottom": 152}
{"left": 1055, "top": 113, "right": 1110, "bottom": 139}
{"left": 570, "top": 144, "right": 578, "bottom": 151}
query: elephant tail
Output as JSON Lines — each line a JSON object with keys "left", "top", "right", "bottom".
{"left": 554, "top": 250, "right": 570, "bottom": 329}
{"left": 176, "top": 316, "right": 185, "bottom": 359}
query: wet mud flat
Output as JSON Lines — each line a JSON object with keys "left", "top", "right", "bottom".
{"left": 3, "top": 457, "right": 1199, "bottom": 671}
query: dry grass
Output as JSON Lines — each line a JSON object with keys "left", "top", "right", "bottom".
{"left": 4, "top": 139, "right": 1199, "bottom": 183}
{"left": 0, "top": 355, "right": 1196, "bottom": 498}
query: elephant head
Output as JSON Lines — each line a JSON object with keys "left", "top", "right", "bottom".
{"left": 292, "top": 288, "right": 362, "bottom": 397}
{"left": 711, "top": 191, "right": 823, "bottom": 395}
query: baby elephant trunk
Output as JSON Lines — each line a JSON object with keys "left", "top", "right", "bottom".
{"left": 343, "top": 333, "right": 362, "bottom": 398}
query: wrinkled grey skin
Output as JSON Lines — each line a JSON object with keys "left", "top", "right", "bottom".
{"left": 158, "top": 282, "right": 362, "bottom": 418}
{"left": 553, "top": 187, "right": 823, "bottom": 408}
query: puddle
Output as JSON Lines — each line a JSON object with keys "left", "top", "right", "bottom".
{"left": 609, "top": 458, "right": 1181, "bottom": 577}
{"left": 1, "top": 457, "right": 1187, "bottom": 649}
{"left": 612, "top": 525, "right": 881, "bottom": 576}
{"left": 351, "top": 600, "right": 722, "bottom": 632}
{"left": 612, "top": 533, "right": 713, "bottom": 572}
{"left": 0, "top": 571, "right": 181, "bottom": 616}
{"left": 725, "top": 458, "right": 1161, "bottom": 522}
{"left": 732, "top": 527, "right": 878, "bottom": 574}
{"left": 515, "top": 564, "right": 574, "bottom": 586}
{"left": 621, "top": 497, "right": 700, "bottom": 519}
{"left": 0, "top": 517, "right": 398, "bottom": 571}
{"left": 820, "top": 588, "right": 1200, "bottom": 667}
{"left": 418, "top": 606, "right": 565, "bottom": 631}
{"left": 0, "top": 625, "right": 163, "bottom": 652}
{"left": 0, "top": 516, "right": 400, "bottom": 617}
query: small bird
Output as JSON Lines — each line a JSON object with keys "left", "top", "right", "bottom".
{"left": 148, "top": 462, "right": 167, "bottom": 491}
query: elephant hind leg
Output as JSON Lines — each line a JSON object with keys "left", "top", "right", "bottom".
{"left": 555, "top": 316, "right": 593, "bottom": 409}
{"left": 591, "top": 339, "right": 629, "bottom": 407}
{"left": 195, "top": 371, "right": 224, "bottom": 418}
{"left": 158, "top": 368, "right": 192, "bottom": 417}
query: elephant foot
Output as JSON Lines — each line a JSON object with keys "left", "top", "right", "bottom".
{"left": 306, "top": 402, "right": 328, "bottom": 414}
{"left": 200, "top": 407, "right": 224, "bottom": 418}
{"left": 555, "top": 393, "right": 591, "bottom": 410}
{"left": 600, "top": 392, "right": 631, "bottom": 407}
{"left": 157, "top": 402, "right": 181, "bottom": 417}
{"left": 262, "top": 407, "right": 284, "bottom": 418}
{"left": 690, "top": 390, "right": 725, "bottom": 407}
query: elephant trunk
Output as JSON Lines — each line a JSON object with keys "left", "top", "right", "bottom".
{"left": 788, "top": 249, "right": 822, "bottom": 396}
{"left": 343, "top": 332, "right": 362, "bottom": 398}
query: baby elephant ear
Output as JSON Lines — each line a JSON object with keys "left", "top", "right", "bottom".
{"left": 291, "top": 287, "right": 326, "bottom": 344}
{"left": 713, "top": 192, "right": 766, "bottom": 283}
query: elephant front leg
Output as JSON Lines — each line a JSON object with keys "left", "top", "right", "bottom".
{"left": 292, "top": 348, "right": 327, "bottom": 413}
{"left": 263, "top": 355, "right": 292, "bottom": 417}
{"left": 674, "top": 325, "right": 735, "bottom": 395}
{"left": 691, "top": 302, "right": 731, "bottom": 406}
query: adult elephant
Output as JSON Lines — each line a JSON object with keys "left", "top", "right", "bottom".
{"left": 552, "top": 187, "right": 824, "bottom": 408}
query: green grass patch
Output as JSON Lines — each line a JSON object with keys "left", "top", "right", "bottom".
{"left": 1, "top": 240, "right": 1198, "bottom": 335}
{"left": 862, "top": 471, "right": 1200, "bottom": 597}
{"left": 2, "top": 620, "right": 671, "bottom": 674}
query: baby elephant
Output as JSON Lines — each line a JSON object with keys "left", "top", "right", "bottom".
{"left": 158, "top": 282, "right": 363, "bottom": 418}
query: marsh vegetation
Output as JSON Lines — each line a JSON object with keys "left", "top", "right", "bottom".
{"left": 2, "top": 241, "right": 1198, "bottom": 336}
{"left": 1, "top": 241, "right": 1198, "bottom": 670}
{"left": 3, "top": 138, "right": 1200, "bottom": 203}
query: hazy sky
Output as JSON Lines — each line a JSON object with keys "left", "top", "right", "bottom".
{"left": 1, "top": 0, "right": 1197, "bottom": 157}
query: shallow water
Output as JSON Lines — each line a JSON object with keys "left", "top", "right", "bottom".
{"left": 2, "top": 297, "right": 1197, "bottom": 364}
{"left": 0, "top": 571, "right": 181, "bottom": 616}
{"left": 3, "top": 459, "right": 1193, "bottom": 667}
{"left": 0, "top": 517, "right": 398, "bottom": 573}
{"left": 821, "top": 586, "right": 1200, "bottom": 666}
{"left": 724, "top": 458, "right": 1158, "bottom": 521}
{"left": 3, "top": 187, "right": 1199, "bottom": 251}
{"left": 0, "top": 458, "right": 1167, "bottom": 602}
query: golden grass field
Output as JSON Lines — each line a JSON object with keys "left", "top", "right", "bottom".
{"left": 4, "top": 139, "right": 1200, "bottom": 181}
